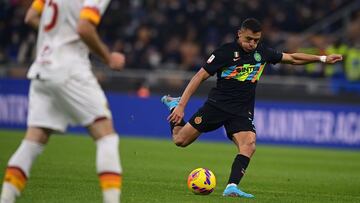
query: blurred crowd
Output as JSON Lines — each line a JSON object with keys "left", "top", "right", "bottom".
{"left": 0, "top": 0, "right": 360, "bottom": 81}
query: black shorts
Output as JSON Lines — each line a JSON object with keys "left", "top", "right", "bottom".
{"left": 189, "top": 103, "right": 256, "bottom": 140}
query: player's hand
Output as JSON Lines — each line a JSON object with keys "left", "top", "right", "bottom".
{"left": 167, "top": 106, "right": 185, "bottom": 124}
{"left": 326, "top": 54, "right": 343, "bottom": 64}
{"left": 109, "top": 52, "right": 125, "bottom": 71}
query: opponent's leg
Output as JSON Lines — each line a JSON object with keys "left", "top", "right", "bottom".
{"left": 88, "top": 118, "right": 122, "bottom": 203}
{"left": 0, "top": 127, "right": 51, "bottom": 203}
{"left": 223, "top": 131, "right": 256, "bottom": 198}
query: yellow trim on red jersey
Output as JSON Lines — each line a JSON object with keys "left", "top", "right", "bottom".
{"left": 80, "top": 7, "right": 101, "bottom": 25}
{"left": 31, "top": 0, "right": 45, "bottom": 13}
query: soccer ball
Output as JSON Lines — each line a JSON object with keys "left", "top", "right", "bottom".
{"left": 187, "top": 168, "right": 216, "bottom": 195}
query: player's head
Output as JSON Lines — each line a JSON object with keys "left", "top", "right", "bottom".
{"left": 237, "top": 18, "right": 262, "bottom": 52}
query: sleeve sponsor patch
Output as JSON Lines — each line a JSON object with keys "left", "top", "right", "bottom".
{"left": 207, "top": 54, "right": 215, "bottom": 64}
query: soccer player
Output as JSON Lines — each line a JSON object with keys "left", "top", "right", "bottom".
{"left": 0, "top": 1, "right": 124, "bottom": 203}
{"left": 161, "top": 18, "right": 342, "bottom": 198}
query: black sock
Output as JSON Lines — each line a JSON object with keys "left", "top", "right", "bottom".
{"left": 169, "top": 108, "right": 186, "bottom": 132}
{"left": 227, "top": 154, "right": 250, "bottom": 185}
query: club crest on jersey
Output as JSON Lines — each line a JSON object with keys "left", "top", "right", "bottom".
{"left": 254, "top": 52, "right": 262, "bottom": 62}
{"left": 207, "top": 54, "right": 215, "bottom": 64}
{"left": 194, "top": 116, "right": 202, "bottom": 124}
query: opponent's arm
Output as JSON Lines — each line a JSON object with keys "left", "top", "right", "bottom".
{"left": 24, "top": 0, "right": 44, "bottom": 29}
{"left": 77, "top": 19, "right": 125, "bottom": 70}
{"left": 168, "top": 68, "right": 211, "bottom": 124}
{"left": 281, "top": 53, "right": 343, "bottom": 65}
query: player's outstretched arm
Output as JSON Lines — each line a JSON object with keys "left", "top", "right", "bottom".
{"left": 77, "top": 19, "right": 125, "bottom": 70}
{"left": 168, "top": 68, "right": 210, "bottom": 124}
{"left": 281, "top": 53, "right": 343, "bottom": 65}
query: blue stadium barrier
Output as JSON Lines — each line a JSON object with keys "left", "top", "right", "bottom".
{"left": 0, "top": 78, "right": 359, "bottom": 149}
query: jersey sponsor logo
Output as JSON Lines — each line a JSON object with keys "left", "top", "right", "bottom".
{"left": 254, "top": 52, "right": 262, "bottom": 62}
{"left": 207, "top": 54, "right": 215, "bottom": 64}
{"left": 233, "top": 57, "right": 240, "bottom": 62}
{"left": 194, "top": 116, "right": 202, "bottom": 124}
{"left": 221, "top": 63, "right": 266, "bottom": 82}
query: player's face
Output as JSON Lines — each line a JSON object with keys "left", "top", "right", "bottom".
{"left": 238, "top": 29, "right": 261, "bottom": 52}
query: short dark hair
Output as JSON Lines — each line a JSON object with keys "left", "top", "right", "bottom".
{"left": 241, "top": 18, "right": 262, "bottom": 32}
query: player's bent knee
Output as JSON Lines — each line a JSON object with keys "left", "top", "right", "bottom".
{"left": 173, "top": 134, "right": 193, "bottom": 148}
{"left": 25, "top": 127, "right": 52, "bottom": 144}
{"left": 247, "top": 135, "right": 257, "bottom": 151}
{"left": 245, "top": 142, "right": 256, "bottom": 155}
{"left": 173, "top": 137, "right": 187, "bottom": 147}
{"left": 239, "top": 139, "right": 256, "bottom": 156}
{"left": 173, "top": 124, "right": 200, "bottom": 147}
{"left": 88, "top": 117, "right": 116, "bottom": 140}
{"left": 248, "top": 140, "right": 256, "bottom": 150}
{"left": 251, "top": 144, "right": 256, "bottom": 154}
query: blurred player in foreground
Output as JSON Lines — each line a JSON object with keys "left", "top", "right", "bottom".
{"left": 0, "top": 0, "right": 125, "bottom": 203}
{"left": 161, "top": 18, "right": 342, "bottom": 198}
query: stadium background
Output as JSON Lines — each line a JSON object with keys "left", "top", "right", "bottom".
{"left": 0, "top": 0, "right": 360, "bottom": 202}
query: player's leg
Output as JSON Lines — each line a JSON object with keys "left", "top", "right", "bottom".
{"left": 167, "top": 113, "right": 201, "bottom": 147}
{"left": 61, "top": 76, "right": 122, "bottom": 203}
{"left": 87, "top": 118, "right": 122, "bottom": 203}
{"left": 223, "top": 131, "right": 255, "bottom": 198}
{"left": 1, "top": 80, "right": 64, "bottom": 203}
{"left": 161, "top": 96, "right": 223, "bottom": 147}
{"left": 0, "top": 127, "right": 52, "bottom": 203}
{"left": 223, "top": 116, "right": 256, "bottom": 198}
{"left": 172, "top": 123, "right": 201, "bottom": 147}
{"left": 161, "top": 95, "right": 200, "bottom": 146}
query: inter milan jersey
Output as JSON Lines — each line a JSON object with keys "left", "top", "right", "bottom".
{"left": 203, "top": 41, "right": 282, "bottom": 117}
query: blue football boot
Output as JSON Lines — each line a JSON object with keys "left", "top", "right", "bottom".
{"left": 161, "top": 95, "right": 180, "bottom": 111}
{"left": 222, "top": 184, "right": 254, "bottom": 198}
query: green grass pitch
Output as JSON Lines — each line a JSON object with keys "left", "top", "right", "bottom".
{"left": 0, "top": 130, "right": 359, "bottom": 203}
